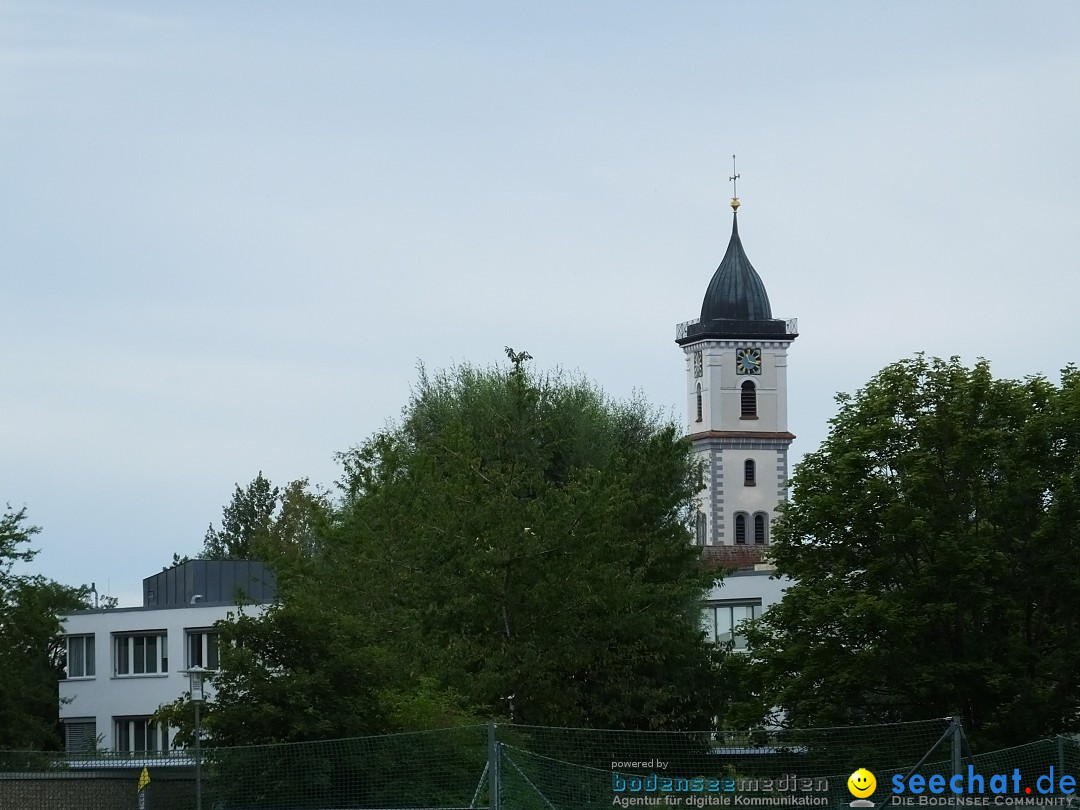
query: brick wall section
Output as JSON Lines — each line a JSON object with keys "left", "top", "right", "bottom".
{"left": 700, "top": 544, "right": 766, "bottom": 572}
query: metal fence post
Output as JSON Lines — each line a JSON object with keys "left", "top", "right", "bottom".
{"left": 950, "top": 716, "right": 963, "bottom": 810}
{"left": 195, "top": 700, "right": 203, "bottom": 810}
{"left": 488, "top": 722, "right": 500, "bottom": 810}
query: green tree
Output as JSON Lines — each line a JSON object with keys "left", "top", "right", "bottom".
{"left": 0, "top": 506, "right": 89, "bottom": 749}
{"left": 202, "top": 472, "right": 279, "bottom": 559}
{"left": 178, "top": 351, "right": 721, "bottom": 745}
{"left": 202, "top": 473, "right": 331, "bottom": 561}
{"left": 724, "top": 355, "right": 1080, "bottom": 749}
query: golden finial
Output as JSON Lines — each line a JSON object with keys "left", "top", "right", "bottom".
{"left": 729, "top": 154, "right": 741, "bottom": 211}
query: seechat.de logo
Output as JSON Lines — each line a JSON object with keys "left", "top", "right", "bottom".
{"left": 849, "top": 768, "right": 877, "bottom": 808}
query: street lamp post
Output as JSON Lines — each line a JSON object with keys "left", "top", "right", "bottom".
{"left": 185, "top": 666, "right": 207, "bottom": 810}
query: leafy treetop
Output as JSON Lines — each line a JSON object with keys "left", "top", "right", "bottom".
{"left": 161, "top": 353, "right": 723, "bottom": 746}
{"left": 0, "top": 506, "right": 91, "bottom": 749}
{"left": 723, "top": 355, "right": 1080, "bottom": 749}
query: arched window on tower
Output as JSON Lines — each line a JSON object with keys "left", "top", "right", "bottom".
{"left": 744, "top": 459, "right": 756, "bottom": 486}
{"left": 695, "top": 512, "right": 707, "bottom": 546}
{"left": 741, "top": 380, "right": 757, "bottom": 419}
{"left": 734, "top": 513, "right": 747, "bottom": 544}
{"left": 754, "top": 512, "right": 767, "bottom": 545}
{"left": 696, "top": 383, "right": 702, "bottom": 423}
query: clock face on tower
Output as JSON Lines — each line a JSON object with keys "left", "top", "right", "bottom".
{"left": 693, "top": 351, "right": 703, "bottom": 378}
{"left": 736, "top": 347, "right": 762, "bottom": 375}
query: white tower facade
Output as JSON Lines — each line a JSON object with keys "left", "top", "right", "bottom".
{"left": 676, "top": 201, "right": 797, "bottom": 548}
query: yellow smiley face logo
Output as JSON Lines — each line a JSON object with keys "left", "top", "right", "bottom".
{"left": 848, "top": 768, "right": 877, "bottom": 798}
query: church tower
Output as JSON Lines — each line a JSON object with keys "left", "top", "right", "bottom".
{"left": 675, "top": 191, "right": 797, "bottom": 548}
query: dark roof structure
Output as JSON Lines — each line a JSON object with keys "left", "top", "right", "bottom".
{"left": 676, "top": 208, "right": 796, "bottom": 345}
{"left": 142, "top": 559, "right": 276, "bottom": 607}
{"left": 701, "top": 214, "right": 772, "bottom": 322}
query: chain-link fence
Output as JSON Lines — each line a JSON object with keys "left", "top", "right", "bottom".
{"left": 2, "top": 719, "right": 1079, "bottom": 810}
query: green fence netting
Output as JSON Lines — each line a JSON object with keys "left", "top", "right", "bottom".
{"left": 2, "top": 719, "right": 1078, "bottom": 810}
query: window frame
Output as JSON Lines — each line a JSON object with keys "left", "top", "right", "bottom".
{"left": 64, "top": 718, "right": 98, "bottom": 754}
{"left": 66, "top": 634, "right": 96, "bottom": 679}
{"left": 744, "top": 459, "right": 756, "bottom": 487}
{"left": 695, "top": 512, "right": 707, "bottom": 546}
{"left": 186, "top": 628, "right": 221, "bottom": 670}
{"left": 695, "top": 383, "right": 703, "bottom": 423}
{"left": 701, "top": 601, "right": 762, "bottom": 651}
{"left": 113, "top": 632, "right": 168, "bottom": 677}
{"left": 753, "top": 512, "right": 768, "bottom": 545}
{"left": 740, "top": 379, "right": 757, "bottom": 419}
{"left": 734, "top": 512, "right": 748, "bottom": 544}
{"left": 114, "top": 716, "right": 169, "bottom": 754}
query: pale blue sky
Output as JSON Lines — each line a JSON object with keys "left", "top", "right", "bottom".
{"left": 3, "top": 1, "right": 1079, "bottom": 605}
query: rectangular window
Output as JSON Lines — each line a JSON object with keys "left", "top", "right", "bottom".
{"left": 695, "top": 513, "right": 707, "bottom": 546}
{"left": 114, "top": 717, "right": 168, "bottom": 753}
{"left": 740, "top": 381, "right": 757, "bottom": 418}
{"left": 744, "top": 459, "right": 756, "bottom": 487}
{"left": 187, "top": 629, "right": 220, "bottom": 670}
{"left": 67, "top": 635, "right": 96, "bottom": 678}
{"left": 716, "top": 608, "right": 732, "bottom": 645}
{"left": 702, "top": 602, "right": 761, "bottom": 651}
{"left": 114, "top": 633, "right": 168, "bottom": 676}
{"left": 65, "top": 719, "right": 97, "bottom": 754}
{"left": 735, "top": 513, "right": 747, "bottom": 544}
{"left": 730, "top": 604, "right": 756, "bottom": 650}
{"left": 700, "top": 609, "right": 715, "bottom": 643}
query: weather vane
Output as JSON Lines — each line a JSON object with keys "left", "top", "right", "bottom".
{"left": 729, "top": 154, "right": 741, "bottom": 212}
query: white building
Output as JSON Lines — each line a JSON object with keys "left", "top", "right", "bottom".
{"left": 676, "top": 194, "right": 796, "bottom": 640}
{"left": 58, "top": 560, "right": 275, "bottom": 753}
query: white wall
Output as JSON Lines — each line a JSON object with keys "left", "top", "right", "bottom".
{"left": 59, "top": 603, "right": 260, "bottom": 751}
{"left": 707, "top": 567, "right": 790, "bottom": 611}
{"left": 684, "top": 340, "right": 791, "bottom": 435}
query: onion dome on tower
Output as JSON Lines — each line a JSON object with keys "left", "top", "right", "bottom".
{"left": 675, "top": 196, "right": 796, "bottom": 345}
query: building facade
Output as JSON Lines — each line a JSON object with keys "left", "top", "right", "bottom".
{"left": 677, "top": 195, "right": 797, "bottom": 630}
{"left": 58, "top": 560, "right": 275, "bottom": 753}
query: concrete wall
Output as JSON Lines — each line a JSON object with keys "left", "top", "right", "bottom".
{"left": 0, "top": 769, "right": 194, "bottom": 810}
{"left": 706, "top": 567, "right": 790, "bottom": 612}
{"left": 59, "top": 603, "right": 261, "bottom": 751}
{"left": 683, "top": 339, "right": 791, "bottom": 434}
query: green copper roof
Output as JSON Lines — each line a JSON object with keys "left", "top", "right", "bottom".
{"left": 700, "top": 213, "right": 773, "bottom": 322}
